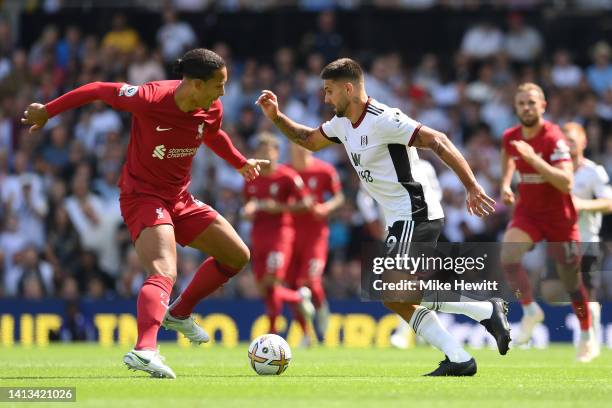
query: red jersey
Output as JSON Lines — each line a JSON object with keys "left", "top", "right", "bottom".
{"left": 290, "top": 157, "right": 342, "bottom": 234}
{"left": 45, "top": 81, "right": 246, "bottom": 200}
{"left": 502, "top": 121, "right": 576, "bottom": 222}
{"left": 244, "top": 164, "right": 306, "bottom": 240}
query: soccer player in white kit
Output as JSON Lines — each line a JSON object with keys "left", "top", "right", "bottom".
{"left": 256, "top": 58, "right": 510, "bottom": 376}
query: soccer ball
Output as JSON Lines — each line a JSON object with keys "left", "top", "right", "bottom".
{"left": 247, "top": 334, "right": 292, "bottom": 375}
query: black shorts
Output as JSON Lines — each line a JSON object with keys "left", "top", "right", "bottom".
{"left": 384, "top": 218, "right": 444, "bottom": 256}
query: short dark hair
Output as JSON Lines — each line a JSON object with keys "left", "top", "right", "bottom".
{"left": 320, "top": 58, "right": 363, "bottom": 83}
{"left": 173, "top": 48, "right": 225, "bottom": 81}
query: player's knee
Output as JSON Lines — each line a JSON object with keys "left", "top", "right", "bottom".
{"left": 500, "top": 247, "right": 524, "bottom": 265}
{"left": 230, "top": 244, "right": 250, "bottom": 270}
{"left": 540, "top": 281, "right": 567, "bottom": 303}
{"left": 149, "top": 260, "right": 177, "bottom": 283}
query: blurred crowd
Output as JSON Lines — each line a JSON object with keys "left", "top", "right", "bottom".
{"left": 1, "top": 5, "right": 612, "bottom": 301}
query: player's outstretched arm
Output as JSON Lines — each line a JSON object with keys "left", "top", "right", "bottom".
{"left": 22, "top": 82, "right": 141, "bottom": 133}
{"left": 203, "top": 128, "right": 268, "bottom": 181}
{"left": 411, "top": 125, "right": 496, "bottom": 217}
{"left": 255, "top": 90, "right": 334, "bottom": 152}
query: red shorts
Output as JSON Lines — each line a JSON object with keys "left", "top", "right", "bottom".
{"left": 120, "top": 191, "right": 218, "bottom": 246}
{"left": 288, "top": 231, "right": 329, "bottom": 287}
{"left": 251, "top": 238, "right": 294, "bottom": 281}
{"left": 509, "top": 212, "right": 579, "bottom": 243}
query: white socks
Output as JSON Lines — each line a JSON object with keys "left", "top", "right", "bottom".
{"left": 421, "top": 296, "right": 493, "bottom": 322}
{"left": 409, "top": 306, "right": 472, "bottom": 363}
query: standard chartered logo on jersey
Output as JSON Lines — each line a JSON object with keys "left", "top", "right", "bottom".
{"left": 152, "top": 145, "right": 197, "bottom": 160}
{"left": 152, "top": 144, "right": 166, "bottom": 159}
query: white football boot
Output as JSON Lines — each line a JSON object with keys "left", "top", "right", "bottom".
{"left": 576, "top": 328, "right": 598, "bottom": 363}
{"left": 123, "top": 349, "right": 176, "bottom": 379}
{"left": 297, "top": 287, "right": 316, "bottom": 320}
{"left": 589, "top": 302, "right": 602, "bottom": 359}
{"left": 515, "top": 302, "right": 544, "bottom": 345}
{"left": 161, "top": 310, "right": 210, "bottom": 344}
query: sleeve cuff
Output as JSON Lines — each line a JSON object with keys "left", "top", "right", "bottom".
{"left": 408, "top": 123, "right": 422, "bottom": 146}
{"left": 319, "top": 125, "right": 341, "bottom": 144}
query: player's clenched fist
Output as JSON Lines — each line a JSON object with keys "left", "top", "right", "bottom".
{"left": 255, "top": 90, "right": 279, "bottom": 121}
{"left": 21, "top": 103, "right": 49, "bottom": 133}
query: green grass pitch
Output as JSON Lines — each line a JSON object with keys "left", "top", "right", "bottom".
{"left": 1, "top": 344, "right": 611, "bottom": 407}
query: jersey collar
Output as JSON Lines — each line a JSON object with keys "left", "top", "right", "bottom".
{"left": 351, "top": 97, "right": 372, "bottom": 129}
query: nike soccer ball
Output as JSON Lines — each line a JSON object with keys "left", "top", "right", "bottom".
{"left": 247, "top": 334, "right": 292, "bottom": 375}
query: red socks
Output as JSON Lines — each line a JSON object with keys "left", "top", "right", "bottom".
{"left": 502, "top": 263, "right": 534, "bottom": 305}
{"left": 570, "top": 285, "right": 592, "bottom": 331}
{"left": 309, "top": 278, "right": 326, "bottom": 309}
{"left": 265, "top": 285, "right": 302, "bottom": 334}
{"left": 170, "top": 258, "right": 241, "bottom": 319}
{"left": 135, "top": 275, "right": 174, "bottom": 351}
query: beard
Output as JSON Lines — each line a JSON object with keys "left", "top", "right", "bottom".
{"left": 333, "top": 100, "right": 349, "bottom": 117}
{"left": 519, "top": 115, "right": 539, "bottom": 128}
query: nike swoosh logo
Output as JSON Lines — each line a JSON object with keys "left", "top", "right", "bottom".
{"left": 156, "top": 126, "right": 172, "bottom": 132}
{"left": 132, "top": 354, "right": 150, "bottom": 365}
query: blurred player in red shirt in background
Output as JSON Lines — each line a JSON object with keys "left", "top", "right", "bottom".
{"left": 21, "top": 48, "right": 268, "bottom": 378}
{"left": 500, "top": 82, "right": 593, "bottom": 360}
{"left": 288, "top": 144, "right": 344, "bottom": 342}
{"left": 243, "top": 133, "right": 315, "bottom": 336}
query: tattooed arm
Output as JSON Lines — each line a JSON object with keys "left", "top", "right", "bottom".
{"left": 256, "top": 90, "right": 335, "bottom": 152}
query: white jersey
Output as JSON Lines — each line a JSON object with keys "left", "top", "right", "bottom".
{"left": 573, "top": 158, "right": 612, "bottom": 242}
{"left": 320, "top": 98, "right": 444, "bottom": 226}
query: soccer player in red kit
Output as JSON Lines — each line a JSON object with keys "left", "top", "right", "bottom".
{"left": 288, "top": 144, "right": 344, "bottom": 339}
{"left": 21, "top": 49, "right": 268, "bottom": 379}
{"left": 500, "top": 82, "right": 593, "bottom": 358}
{"left": 243, "top": 133, "right": 315, "bottom": 335}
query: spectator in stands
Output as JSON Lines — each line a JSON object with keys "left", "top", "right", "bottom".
{"left": 42, "top": 124, "right": 70, "bottom": 175}
{"left": 55, "top": 26, "right": 82, "bottom": 70}
{"left": 45, "top": 205, "right": 80, "bottom": 282}
{"left": 551, "top": 49, "right": 583, "bottom": 89}
{"left": 460, "top": 21, "right": 505, "bottom": 61}
{"left": 101, "top": 13, "right": 140, "bottom": 55}
{"left": 6, "top": 245, "right": 54, "bottom": 297}
{"left": 504, "top": 12, "right": 542, "bottom": 64}
{"left": 127, "top": 44, "right": 165, "bottom": 85}
{"left": 63, "top": 172, "right": 122, "bottom": 277}
{"left": 587, "top": 41, "right": 612, "bottom": 96}
{"left": 301, "top": 10, "right": 344, "bottom": 62}
{"left": 157, "top": 8, "right": 196, "bottom": 69}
